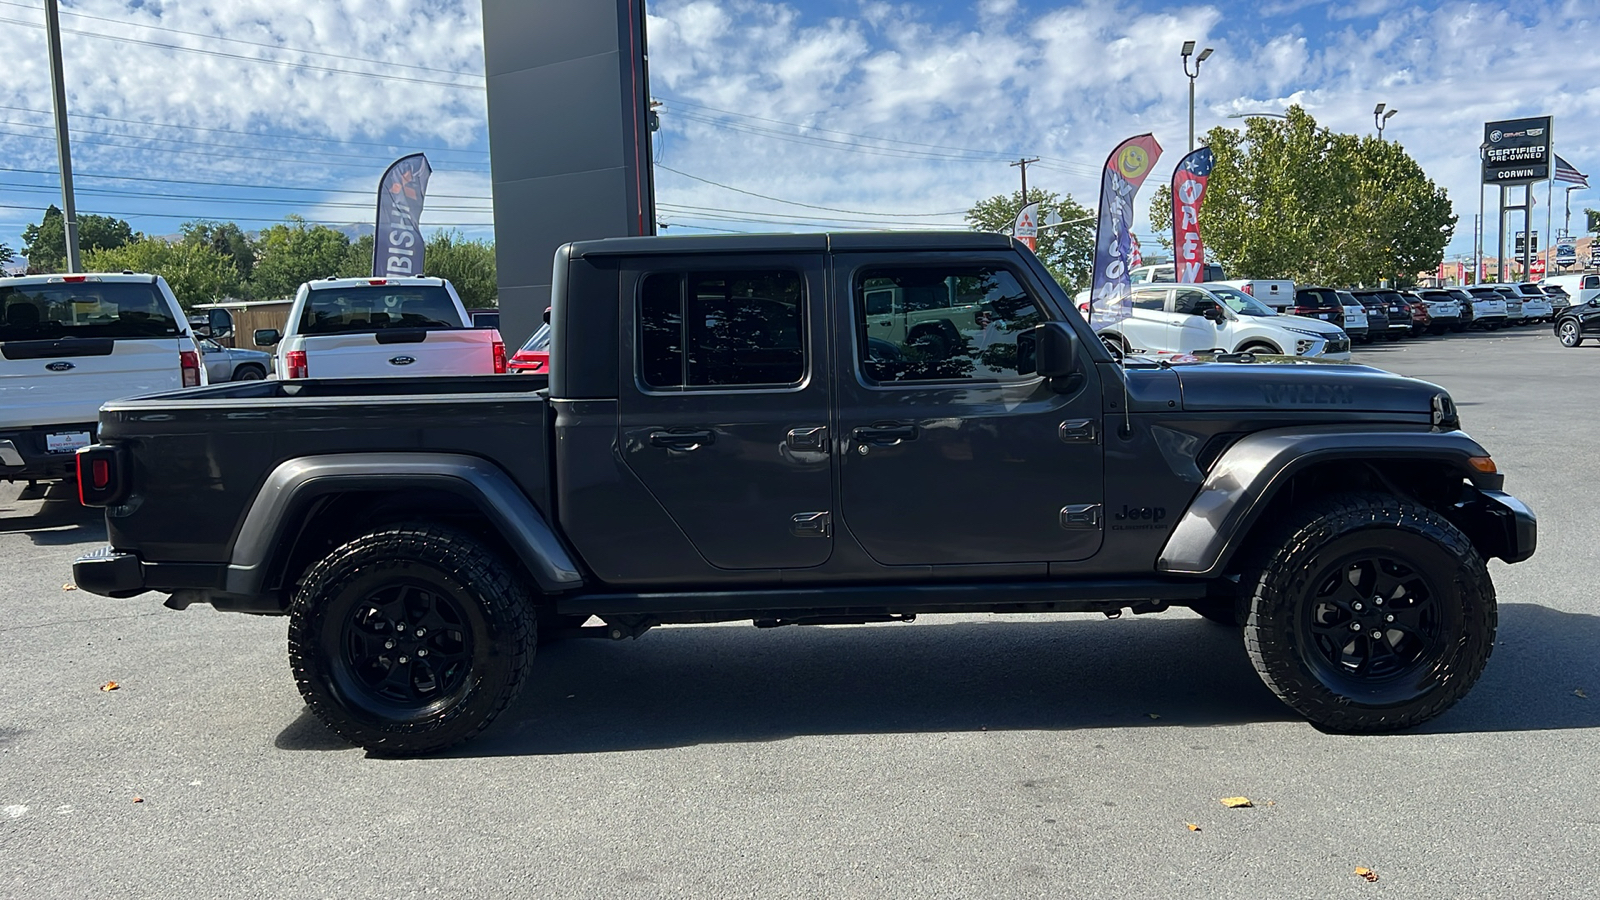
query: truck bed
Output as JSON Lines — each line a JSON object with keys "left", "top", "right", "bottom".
{"left": 96, "top": 375, "right": 551, "bottom": 564}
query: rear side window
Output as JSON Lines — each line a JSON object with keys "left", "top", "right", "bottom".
{"left": 299, "top": 286, "right": 461, "bottom": 335}
{"left": 855, "top": 265, "right": 1042, "bottom": 384}
{"left": 0, "top": 282, "right": 177, "bottom": 341}
{"left": 519, "top": 323, "right": 551, "bottom": 353}
{"left": 639, "top": 269, "right": 805, "bottom": 388}
{"left": 1131, "top": 289, "right": 1165, "bottom": 311}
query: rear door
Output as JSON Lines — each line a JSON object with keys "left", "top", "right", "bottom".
{"left": 0, "top": 278, "right": 185, "bottom": 429}
{"left": 1119, "top": 287, "right": 1171, "bottom": 351}
{"left": 833, "top": 253, "right": 1104, "bottom": 566}
{"left": 616, "top": 254, "right": 834, "bottom": 570}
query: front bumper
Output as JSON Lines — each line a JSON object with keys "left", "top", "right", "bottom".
{"left": 1448, "top": 489, "right": 1537, "bottom": 565}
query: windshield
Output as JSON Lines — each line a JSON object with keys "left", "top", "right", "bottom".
{"left": 1208, "top": 287, "right": 1276, "bottom": 317}
{"left": 519, "top": 323, "right": 551, "bottom": 353}
{"left": 299, "top": 285, "right": 462, "bottom": 335}
{"left": 1, "top": 281, "right": 178, "bottom": 341}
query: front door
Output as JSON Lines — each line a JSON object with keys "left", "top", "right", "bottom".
{"left": 617, "top": 255, "right": 834, "bottom": 570}
{"left": 833, "top": 254, "right": 1104, "bottom": 566}
{"left": 1170, "top": 286, "right": 1228, "bottom": 352}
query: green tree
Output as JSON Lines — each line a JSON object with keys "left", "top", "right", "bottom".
{"left": 337, "top": 233, "right": 376, "bottom": 278}
{"left": 249, "top": 216, "right": 352, "bottom": 299}
{"left": 1585, "top": 208, "right": 1600, "bottom": 235}
{"left": 181, "top": 221, "right": 257, "bottom": 282}
{"left": 21, "top": 205, "right": 136, "bottom": 272}
{"left": 423, "top": 230, "right": 498, "bottom": 307}
{"left": 83, "top": 237, "right": 240, "bottom": 310}
{"left": 0, "top": 242, "right": 13, "bottom": 267}
{"left": 1149, "top": 107, "right": 1454, "bottom": 287}
{"left": 966, "top": 188, "right": 1095, "bottom": 293}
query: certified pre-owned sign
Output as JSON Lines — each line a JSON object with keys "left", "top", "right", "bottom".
{"left": 1483, "top": 116, "right": 1553, "bottom": 185}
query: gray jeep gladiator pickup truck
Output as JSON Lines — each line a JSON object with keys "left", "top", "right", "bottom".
{"left": 72, "top": 232, "right": 1536, "bottom": 755}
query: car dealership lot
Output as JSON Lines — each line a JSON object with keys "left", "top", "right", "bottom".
{"left": 2, "top": 326, "right": 1596, "bottom": 899}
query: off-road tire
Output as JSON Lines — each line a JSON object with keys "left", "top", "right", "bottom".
{"left": 1240, "top": 492, "right": 1496, "bottom": 733}
{"left": 1558, "top": 319, "right": 1583, "bottom": 347}
{"left": 288, "top": 522, "right": 534, "bottom": 755}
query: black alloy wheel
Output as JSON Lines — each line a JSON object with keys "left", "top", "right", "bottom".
{"left": 1241, "top": 493, "right": 1495, "bottom": 732}
{"left": 289, "top": 522, "right": 534, "bottom": 755}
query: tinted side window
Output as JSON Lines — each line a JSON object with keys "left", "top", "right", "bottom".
{"left": 1131, "top": 290, "right": 1165, "bottom": 311}
{"left": 1173, "top": 288, "right": 1211, "bottom": 314}
{"left": 856, "top": 265, "right": 1041, "bottom": 384}
{"left": 639, "top": 270, "right": 805, "bottom": 389}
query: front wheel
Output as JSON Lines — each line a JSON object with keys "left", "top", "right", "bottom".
{"left": 288, "top": 522, "right": 534, "bottom": 755}
{"left": 1241, "top": 493, "right": 1496, "bottom": 733}
{"left": 232, "top": 365, "right": 267, "bottom": 381}
{"left": 1558, "top": 319, "right": 1584, "bottom": 347}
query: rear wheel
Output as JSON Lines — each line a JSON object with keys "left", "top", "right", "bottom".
{"left": 1240, "top": 493, "right": 1495, "bottom": 733}
{"left": 232, "top": 364, "right": 267, "bottom": 381}
{"left": 288, "top": 522, "right": 534, "bottom": 755}
{"left": 1558, "top": 319, "right": 1584, "bottom": 347}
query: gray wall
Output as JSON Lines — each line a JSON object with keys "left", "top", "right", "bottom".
{"left": 481, "top": 0, "right": 656, "bottom": 348}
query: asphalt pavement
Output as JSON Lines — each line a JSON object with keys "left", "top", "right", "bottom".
{"left": 2, "top": 324, "right": 1596, "bottom": 899}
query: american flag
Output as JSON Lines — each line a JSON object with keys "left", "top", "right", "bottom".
{"left": 1555, "top": 154, "right": 1589, "bottom": 188}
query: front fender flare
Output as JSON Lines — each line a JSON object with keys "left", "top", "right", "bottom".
{"left": 224, "top": 452, "right": 583, "bottom": 597}
{"left": 1156, "top": 426, "right": 1498, "bottom": 576}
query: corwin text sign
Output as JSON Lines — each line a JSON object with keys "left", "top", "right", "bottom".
{"left": 1482, "top": 117, "right": 1552, "bottom": 185}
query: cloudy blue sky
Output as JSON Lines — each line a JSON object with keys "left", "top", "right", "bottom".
{"left": 0, "top": 0, "right": 1592, "bottom": 268}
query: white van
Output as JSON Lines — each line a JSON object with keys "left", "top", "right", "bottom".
{"left": 1, "top": 273, "right": 204, "bottom": 483}
{"left": 254, "top": 277, "right": 506, "bottom": 379}
{"left": 1129, "top": 262, "right": 1227, "bottom": 284}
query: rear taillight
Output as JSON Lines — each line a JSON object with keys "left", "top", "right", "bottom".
{"left": 180, "top": 350, "right": 201, "bottom": 387}
{"left": 76, "top": 445, "right": 127, "bottom": 507}
{"left": 286, "top": 350, "right": 309, "bottom": 379}
{"left": 492, "top": 340, "right": 507, "bottom": 374}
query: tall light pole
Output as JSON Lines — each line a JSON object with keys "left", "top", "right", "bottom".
{"left": 44, "top": 0, "right": 80, "bottom": 272}
{"left": 1373, "top": 102, "right": 1397, "bottom": 140}
{"left": 1181, "top": 41, "right": 1214, "bottom": 152}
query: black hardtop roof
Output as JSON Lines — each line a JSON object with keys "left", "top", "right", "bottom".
{"left": 564, "top": 231, "right": 1016, "bottom": 258}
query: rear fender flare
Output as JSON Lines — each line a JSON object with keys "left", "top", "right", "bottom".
{"left": 225, "top": 453, "right": 583, "bottom": 596}
{"left": 1156, "top": 427, "right": 1499, "bottom": 576}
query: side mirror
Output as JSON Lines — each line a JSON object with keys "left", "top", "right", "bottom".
{"left": 1589, "top": 299, "right": 1600, "bottom": 308}
{"left": 254, "top": 328, "right": 282, "bottom": 348}
{"left": 1018, "top": 322, "right": 1077, "bottom": 378}
{"left": 207, "top": 309, "right": 234, "bottom": 339}
{"left": 1203, "top": 305, "right": 1226, "bottom": 324}
{"left": 543, "top": 306, "right": 552, "bottom": 325}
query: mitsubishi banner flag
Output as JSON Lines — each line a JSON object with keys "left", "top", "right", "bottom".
{"left": 1013, "top": 201, "right": 1041, "bottom": 252}
{"left": 1089, "top": 134, "right": 1162, "bottom": 331}
{"left": 374, "top": 153, "right": 432, "bottom": 278}
{"left": 1171, "top": 147, "right": 1214, "bottom": 283}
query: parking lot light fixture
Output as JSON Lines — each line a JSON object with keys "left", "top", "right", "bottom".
{"left": 1375, "top": 105, "right": 1398, "bottom": 139}
{"left": 1182, "top": 42, "right": 1215, "bottom": 151}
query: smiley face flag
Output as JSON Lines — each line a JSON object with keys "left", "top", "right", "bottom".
{"left": 1089, "top": 134, "right": 1163, "bottom": 332}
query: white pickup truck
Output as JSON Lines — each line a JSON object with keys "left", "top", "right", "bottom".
{"left": 1, "top": 272, "right": 204, "bottom": 483}
{"left": 254, "top": 277, "right": 505, "bottom": 379}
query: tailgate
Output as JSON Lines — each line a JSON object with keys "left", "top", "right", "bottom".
{"left": 0, "top": 336, "right": 183, "bottom": 428}
{"left": 301, "top": 329, "right": 498, "bottom": 378}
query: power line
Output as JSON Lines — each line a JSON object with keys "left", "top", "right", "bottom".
{"left": 0, "top": 164, "right": 491, "bottom": 200}
{"left": 0, "top": 126, "right": 490, "bottom": 173}
{"left": 0, "top": 200, "right": 490, "bottom": 226}
{"left": 656, "top": 202, "right": 965, "bottom": 230}
{"left": 672, "top": 110, "right": 1009, "bottom": 164}
{"left": 0, "top": 180, "right": 490, "bottom": 212}
{"left": 662, "top": 97, "right": 1023, "bottom": 161}
{"left": 656, "top": 165, "right": 966, "bottom": 217}
{"left": 0, "top": 104, "right": 488, "bottom": 158}
{"left": 0, "top": 14, "right": 486, "bottom": 90}
{"left": 0, "top": 0, "right": 487, "bottom": 80}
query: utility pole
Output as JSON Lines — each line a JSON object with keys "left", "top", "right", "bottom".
{"left": 44, "top": 0, "right": 80, "bottom": 273}
{"left": 1009, "top": 157, "right": 1039, "bottom": 205}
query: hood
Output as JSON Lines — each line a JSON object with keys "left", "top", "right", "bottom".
{"left": 1273, "top": 313, "right": 1345, "bottom": 336}
{"left": 1159, "top": 357, "right": 1450, "bottom": 420}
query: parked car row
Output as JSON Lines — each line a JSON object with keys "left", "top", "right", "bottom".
{"left": 1287, "top": 281, "right": 1565, "bottom": 343}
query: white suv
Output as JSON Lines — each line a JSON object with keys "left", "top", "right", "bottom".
{"left": 254, "top": 277, "right": 506, "bottom": 379}
{"left": 1, "top": 273, "right": 204, "bottom": 484}
{"left": 1107, "top": 282, "right": 1351, "bottom": 360}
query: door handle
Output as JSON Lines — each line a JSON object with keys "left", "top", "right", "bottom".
{"left": 786, "top": 426, "right": 829, "bottom": 451}
{"left": 649, "top": 429, "right": 715, "bottom": 449}
{"left": 851, "top": 423, "right": 918, "bottom": 446}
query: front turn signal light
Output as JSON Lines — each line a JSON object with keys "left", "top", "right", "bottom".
{"left": 1468, "top": 456, "right": 1497, "bottom": 474}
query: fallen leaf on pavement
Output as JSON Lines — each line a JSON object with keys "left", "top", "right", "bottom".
{"left": 1219, "top": 797, "right": 1253, "bottom": 808}
{"left": 62, "top": 583, "right": 77, "bottom": 591}
{"left": 1576, "top": 689, "right": 1589, "bottom": 699}
{"left": 1185, "top": 823, "right": 1201, "bottom": 832}
{"left": 100, "top": 682, "right": 119, "bottom": 692}
{"left": 132, "top": 797, "right": 144, "bottom": 804}
{"left": 1354, "top": 867, "right": 1378, "bottom": 882}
